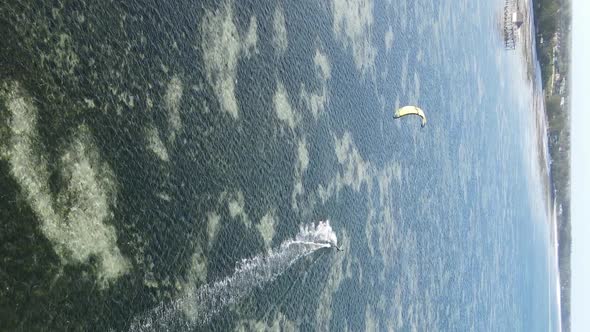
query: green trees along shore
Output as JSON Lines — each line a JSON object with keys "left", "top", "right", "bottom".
{"left": 533, "top": 0, "right": 571, "bottom": 330}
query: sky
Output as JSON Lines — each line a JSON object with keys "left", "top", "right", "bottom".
{"left": 571, "top": 0, "right": 590, "bottom": 331}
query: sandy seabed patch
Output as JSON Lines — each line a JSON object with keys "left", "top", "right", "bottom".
{"left": 331, "top": 0, "right": 376, "bottom": 77}
{"left": 146, "top": 125, "right": 170, "bottom": 162}
{"left": 300, "top": 49, "right": 331, "bottom": 120}
{"left": 1, "top": 81, "right": 129, "bottom": 286}
{"left": 165, "top": 75, "right": 183, "bottom": 142}
{"left": 274, "top": 81, "right": 298, "bottom": 130}
{"left": 201, "top": 3, "right": 258, "bottom": 119}
{"left": 273, "top": 5, "right": 288, "bottom": 55}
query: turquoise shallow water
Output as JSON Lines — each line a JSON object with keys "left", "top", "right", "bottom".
{"left": 0, "top": 0, "right": 560, "bottom": 331}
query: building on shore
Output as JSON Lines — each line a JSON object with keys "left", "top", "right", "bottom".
{"left": 503, "top": 0, "right": 524, "bottom": 50}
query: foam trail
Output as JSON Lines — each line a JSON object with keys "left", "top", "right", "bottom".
{"left": 131, "top": 220, "right": 337, "bottom": 331}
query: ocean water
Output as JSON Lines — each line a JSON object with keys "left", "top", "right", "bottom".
{"left": 0, "top": 0, "right": 560, "bottom": 331}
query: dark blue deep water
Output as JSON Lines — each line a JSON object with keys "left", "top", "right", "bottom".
{"left": 0, "top": 0, "right": 560, "bottom": 331}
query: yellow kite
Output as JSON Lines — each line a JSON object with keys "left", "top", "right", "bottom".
{"left": 393, "top": 106, "right": 426, "bottom": 127}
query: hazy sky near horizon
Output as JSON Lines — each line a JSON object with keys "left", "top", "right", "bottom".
{"left": 571, "top": 1, "right": 589, "bottom": 331}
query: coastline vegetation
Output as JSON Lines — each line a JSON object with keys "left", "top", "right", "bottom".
{"left": 533, "top": 0, "right": 572, "bottom": 330}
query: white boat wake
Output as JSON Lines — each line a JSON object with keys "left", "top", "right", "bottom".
{"left": 130, "top": 220, "right": 337, "bottom": 331}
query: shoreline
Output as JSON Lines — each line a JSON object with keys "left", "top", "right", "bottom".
{"left": 515, "top": 0, "right": 555, "bottom": 228}
{"left": 515, "top": 0, "right": 563, "bottom": 329}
